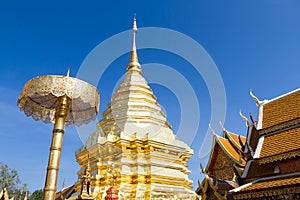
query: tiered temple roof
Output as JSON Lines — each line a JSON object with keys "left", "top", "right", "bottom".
{"left": 206, "top": 130, "right": 246, "bottom": 174}
{"left": 260, "top": 89, "right": 300, "bottom": 129}
{"left": 196, "top": 128, "right": 246, "bottom": 199}
{"left": 258, "top": 127, "right": 300, "bottom": 164}
{"left": 230, "top": 88, "right": 300, "bottom": 199}
{"left": 197, "top": 88, "right": 300, "bottom": 199}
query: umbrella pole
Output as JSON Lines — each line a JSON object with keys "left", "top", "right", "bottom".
{"left": 43, "top": 95, "right": 69, "bottom": 200}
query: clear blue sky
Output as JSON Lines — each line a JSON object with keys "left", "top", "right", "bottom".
{"left": 1, "top": 0, "right": 300, "bottom": 192}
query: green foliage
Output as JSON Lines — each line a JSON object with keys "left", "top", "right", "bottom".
{"left": 0, "top": 163, "right": 28, "bottom": 199}
{"left": 28, "top": 189, "right": 43, "bottom": 200}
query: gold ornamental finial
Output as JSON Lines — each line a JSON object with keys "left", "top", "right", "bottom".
{"left": 200, "top": 163, "right": 206, "bottom": 174}
{"left": 127, "top": 15, "right": 141, "bottom": 72}
{"left": 250, "top": 89, "right": 261, "bottom": 107}
{"left": 219, "top": 121, "right": 226, "bottom": 132}
{"left": 208, "top": 124, "right": 217, "bottom": 136}
{"left": 239, "top": 109, "right": 249, "bottom": 127}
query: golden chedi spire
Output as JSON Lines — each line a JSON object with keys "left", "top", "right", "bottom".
{"left": 127, "top": 15, "right": 141, "bottom": 73}
{"left": 77, "top": 16, "right": 197, "bottom": 200}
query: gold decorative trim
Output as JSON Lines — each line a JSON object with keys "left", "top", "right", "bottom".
{"left": 120, "top": 84, "right": 152, "bottom": 92}
{"left": 259, "top": 117, "right": 300, "bottom": 135}
{"left": 205, "top": 138, "right": 217, "bottom": 173}
{"left": 234, "top": 185, "right": 300, "bottom": 199}
{"left": 17, "top": 74, "right": 100, "bottom": 126}
{"left": 97, "top": 115, "right": 167, "bottom": 127}
{"left": 112, "top": 88, "right": 156, "bottom": 99}
{"left": 102, "top": 105, "right": 166, "bottom": 118}
{"left": 258, "top": 150, "right": 300, "bottom": 164}
{"left": 197, "top": 176, "right": 227, "bottom": 200}
{"left": 112, "top": 96, "right": 158, "bottom": 105}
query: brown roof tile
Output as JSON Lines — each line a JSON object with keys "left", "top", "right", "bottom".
{"left": 238, "top": 175, "right": 300, "bottom": 192}
{"left": 259, "top": 127, "right": 300, "bottom": 159}
{"left": 262, "top": 89, "right": 300, "bottom": 129}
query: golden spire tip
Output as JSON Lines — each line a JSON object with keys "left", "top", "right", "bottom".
{"left": 127, "top": 14, "right": 140, "bottom": 71}
{"left": 132, "top": 14, "right": 137, "bottom": 32}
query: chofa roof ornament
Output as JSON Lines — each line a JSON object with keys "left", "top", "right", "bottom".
{"left": 250, "top": 89, "right": 268, "bottom": 106}
{"left": 239, "top": 109, "right": 250, "bottom": 127}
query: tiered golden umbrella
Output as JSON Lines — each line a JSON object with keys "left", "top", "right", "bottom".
{"left": 17, "top": 70, "right": 100, "bottom": 200}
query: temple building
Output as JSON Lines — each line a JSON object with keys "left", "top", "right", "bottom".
{"left": 70, "top": 18, "right": 197, "bottom": 200}
{"left": 230, "top": 89, "right": 300, "bottom": 199}
{"left": 197, "top": 89, "right": 300, "bottom": 199}
{"left": 196, "top": 126, "right": 246, "bottom": 199}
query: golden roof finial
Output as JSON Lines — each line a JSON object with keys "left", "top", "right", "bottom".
{"left": 200, "top": 163, "right": 206, "bottom": 174}
{"left": 219, "top": 121, "right": 226, "bottom": 132}
{"left": 127, "top": 14, "right": 141, "bottom": 72}
{"left": 208, "top": 124, "right": 217, "bottom": 136}
{"left": 239, "top": 109, "right": 249, "bottom": 127}
{"left": 250, "top": 89, "right": 261, "bottom": 107}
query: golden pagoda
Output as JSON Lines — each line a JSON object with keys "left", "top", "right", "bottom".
{"left": 73, "top": 17, "right": 197, "bottom": 200}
